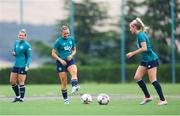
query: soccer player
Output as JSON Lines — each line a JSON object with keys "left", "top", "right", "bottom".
{"left": 126, "top": 18, "right": 167, "bottom": 106}
{"left": 10, "top": 29, "right": 31, "bottom": 102}
{"left": 51, "top": 25, "right": 80, "bottom": 104}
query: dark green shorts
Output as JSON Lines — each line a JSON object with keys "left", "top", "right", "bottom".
{"left": 140, "top": 59, "right": 159, "bottom": 69}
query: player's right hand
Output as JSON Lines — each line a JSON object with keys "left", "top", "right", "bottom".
{"left": 60, "top": 59, "right": 67, "bottom": 66}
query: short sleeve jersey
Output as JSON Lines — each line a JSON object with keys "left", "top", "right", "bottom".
{"left": 137, "top": 32, "right": 158, "bottom": 62}
{"left": 13, "top": 40, "right": 31, "bottom": 67}
{"left": 53, "top": 36, "right": 76, "bottom": 60}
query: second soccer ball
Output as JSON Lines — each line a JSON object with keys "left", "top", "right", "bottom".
{"left": 97, "top": 93, "right": 110, "bottom": 105}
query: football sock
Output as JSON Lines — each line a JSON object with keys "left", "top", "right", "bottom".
{"left": 71, "top": 79, "right": 78, "bottom": 87}
{"left": 62, "top": 89, "right": 68, "bottom": 100}
{"left": 20, "top": 85, "right": 25, "bottom": 99}
{"left": 152, "top": 81, "right": 165, "bottom": 101}
{"left": 12, "top": 84, "right": 20, "bottom": 97}
{"left": 137, "top": 80, "right": 150, "bottom": 98}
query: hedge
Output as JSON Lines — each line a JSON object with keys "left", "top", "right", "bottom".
{"left": 0, "top": 64, "right": 179, "bottom": 84}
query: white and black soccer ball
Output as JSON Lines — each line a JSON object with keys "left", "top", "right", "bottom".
{"left": 81, "top": 94, "right": 92, "bottom": 104}
{"left": 97, "top": 93, "right": 110, "bottom": 105}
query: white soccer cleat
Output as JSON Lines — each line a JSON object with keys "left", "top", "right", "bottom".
{"left": 158, "top": 100, "right": 168, "bottom": 106}
{"left": 139, "top": 97, "right": 153, "bottom": 105}
{"left": 71, "top": 85, "right": 80, "bottom": 94}
{"left": 64, "top": 99, "right": 69, "bottom": 105}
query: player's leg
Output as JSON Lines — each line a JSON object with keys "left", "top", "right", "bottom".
{"left": 10, "top": 71, "right": 20, "bottom": 102}
{"left": 56, "top": 60, "right": 69, "bottom": 104}
{"left": 58, "top": 72, "right": 69, "bottom": 104}
{"left": 67, "top": 64, "right": 80, "bottom": 94}
{"left": 17, "top": 67, "right": 27, "bottom": 102}
{"left": 18, "top": 74, "right": 26, "bottom": 102}
{"left": 134, "top": 65, "right": 152, "bottom": 105}
{"left": 147, "top": 67, "right": 167, "bottom": 105}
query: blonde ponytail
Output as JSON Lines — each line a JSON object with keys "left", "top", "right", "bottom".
{"left": 135, "top": 17, "right": 149, "bottom": 33}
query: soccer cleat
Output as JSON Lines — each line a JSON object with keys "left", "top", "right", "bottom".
{"left": 139, "top": 97, "right": 153, "bottom": 105}
{"left": 19, "top": 98, "right": 24, "bottom": 102}
{"left": 71, "top": 85, "right": 80, "bottom": 94}
{"left": 158, "top": 100, "right": 167, "bottom": 106}
{"left": 64, "top": 99, "right": 69, "bottom": 105}
{"left": 12, "top": 97, "right": 20, "bottom": 103}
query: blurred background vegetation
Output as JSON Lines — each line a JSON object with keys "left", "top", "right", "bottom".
{"left": 32, "top": 0, "right": 180, "bottom": 65}
{"left": 0, "top": 0, "right": 179, "bottom": 83}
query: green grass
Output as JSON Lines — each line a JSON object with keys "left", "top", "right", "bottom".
{"left": 0, "top": 99, "right": 180, "bottom": 115}
{"left": 0, "top": 84, "right": 180, "bottom": 115}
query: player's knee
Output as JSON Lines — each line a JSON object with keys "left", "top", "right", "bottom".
{"left": 68, "top": 66, "right": 77, "bottom": 74}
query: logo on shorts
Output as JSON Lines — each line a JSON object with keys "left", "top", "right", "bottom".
{"left": 148, "top": 65, "right": 151, "bottom": 68}
{"left": 21, "top": 71, "right": 24, "bottom": 74}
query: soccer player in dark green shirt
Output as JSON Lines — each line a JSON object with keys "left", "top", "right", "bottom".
{"left": 52, "top": 25, "right": 80, "bottom": 104}
{"left": 126, "top": 18, "right": 167, "bottom": 106}
{"left": 10, "top": 29, "right": 31, "bottom": 102}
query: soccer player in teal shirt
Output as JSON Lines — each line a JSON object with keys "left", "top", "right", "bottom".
{"left": 126, "top": 18, "right": 167, "bottom": 106}
{"left": 10, "top": 29, "right": 31, "bottom": 102}
{"left": 52, "top": 25, "right": 80, "bottom": 104}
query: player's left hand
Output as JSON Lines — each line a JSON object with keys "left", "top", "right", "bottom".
{"left": 126, "top": 52, "right": 134, "bottom": 58}
{"left": 67, "top": 55, "right": 73, "bottom": 61}
{"left": 25, "top": 66, "right": 29, "bottom": 71}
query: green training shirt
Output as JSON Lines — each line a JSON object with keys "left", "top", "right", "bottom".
{"left": 13, "top": 40, "right": 31, "bottom": 68}
{"left": 53, "top": 36, "right": 76, "bottom": 60}
{"left": 137, "top": 31, "right": 158, "bottom": 62}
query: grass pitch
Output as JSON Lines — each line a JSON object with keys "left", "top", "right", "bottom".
{"left": 0, "top": 83, "right": 180, "bottom": 115}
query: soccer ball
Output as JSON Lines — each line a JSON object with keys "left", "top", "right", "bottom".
{"left": 81, "top": 94, "right": 92, "bottom": 104}
{"left": 97, "top": 94, "right": 110, "bottom": 105}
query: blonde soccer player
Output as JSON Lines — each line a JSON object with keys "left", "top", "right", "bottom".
{"left": 51, "top": 25, "right": 80, "bottom": 104}
{"left": 126, "top": 18, "right": 167, "bottom": 106}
